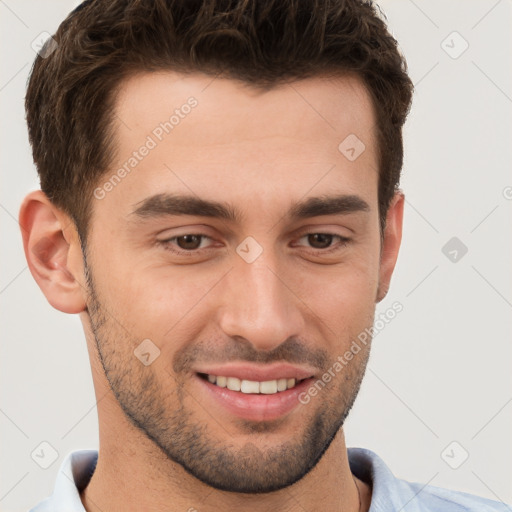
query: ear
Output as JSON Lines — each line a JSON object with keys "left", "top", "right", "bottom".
{"left": 376, "top": 191, "right": 404, "bottom": 303}
{"left": 19, "top": 190, "right": 87, "bottom": 314}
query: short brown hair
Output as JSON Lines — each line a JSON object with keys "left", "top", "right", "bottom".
{"left": 25, "top": 0, "right": 413, "bottom": 241}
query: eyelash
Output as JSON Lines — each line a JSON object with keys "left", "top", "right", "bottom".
{"left": 157, "top": 232, "right": 351, "bottom": 256}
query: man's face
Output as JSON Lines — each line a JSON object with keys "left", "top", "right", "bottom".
{"left": 83, "top": 71, "right": 388, "bottom": 492}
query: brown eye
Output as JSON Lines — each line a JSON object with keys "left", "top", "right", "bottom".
{"left": 175, "top": 234, "right": 204, "bottom": 250}
{"left": 158, "top": 234, "right": 214, "bottom": 253}
{"left": 307, "top": 233, "right": 335, "bottom": 249}
{"left": 294, "top": 232, "right": 351, "bottom": 253}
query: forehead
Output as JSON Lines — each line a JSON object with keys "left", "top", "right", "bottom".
{"left": 113, "top": 70, "right": 376, "bottom": 146}
{"left": 95, "top": 71, "right": 378, "bottom": 221}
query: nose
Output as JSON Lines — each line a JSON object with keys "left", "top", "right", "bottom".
{"left": 218, "top": 254, "right": 305, "bottom": 352}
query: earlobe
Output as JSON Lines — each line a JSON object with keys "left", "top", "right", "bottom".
{"left": 376, "top": 191, "right": 404, "bottom": 303}
{"left": 19, "top": 190, "right": 87, "bottom": 314}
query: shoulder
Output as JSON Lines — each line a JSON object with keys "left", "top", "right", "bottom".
{"left": 347, "top": 447, "right": 510, "bottom": 512}
{"left": 404, "top": 479, "right": 510, "bottom": 511}
{"left": 28, "top": 449, "right": 98, "bottom": 512}
{"left": 29, "top": 496, "right": 53, "bottom": 512}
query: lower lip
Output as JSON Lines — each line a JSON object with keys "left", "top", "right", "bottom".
{"left": 196, "top": 374, "right": 314, "bottom": 422}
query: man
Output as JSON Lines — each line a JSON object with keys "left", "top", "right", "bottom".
{"left": 19, "top": 0, "right": 506, "bottom": 511}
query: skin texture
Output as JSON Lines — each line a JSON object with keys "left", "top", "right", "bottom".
{"left": 20, "top": 71, "right": 404, "bottom": 512}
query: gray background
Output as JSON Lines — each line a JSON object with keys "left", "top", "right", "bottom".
{"left": 1, "top": 1, "right": 511, "bottom": 510}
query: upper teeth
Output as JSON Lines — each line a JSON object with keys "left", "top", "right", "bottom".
{"left": 206, "top": 374, "right": 298, "bottom": 394}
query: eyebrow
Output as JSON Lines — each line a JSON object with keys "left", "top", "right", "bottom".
{"left": 129, "top": 193, "right": 370, "bottom": 223}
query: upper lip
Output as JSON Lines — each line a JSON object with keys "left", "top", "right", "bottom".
{"left": 194, "top": 362, "right": 316, "bottom": 382}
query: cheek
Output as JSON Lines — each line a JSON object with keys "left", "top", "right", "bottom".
{"left": 300, "top": 251, "right": 379, "bottom": 301}
{"left": 291, "top": 257, "right": 379, "bottom": 338}
{"left": 104, "top": 264, "right": 225, "bottom": 338}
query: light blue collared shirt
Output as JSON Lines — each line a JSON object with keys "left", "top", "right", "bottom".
{"left": 29, "top": 447, "right": 510, "bottom": 511}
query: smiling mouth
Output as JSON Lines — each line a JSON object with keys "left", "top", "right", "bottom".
{"left": 197, "top": 372, "right": 309, "bottom": 395}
